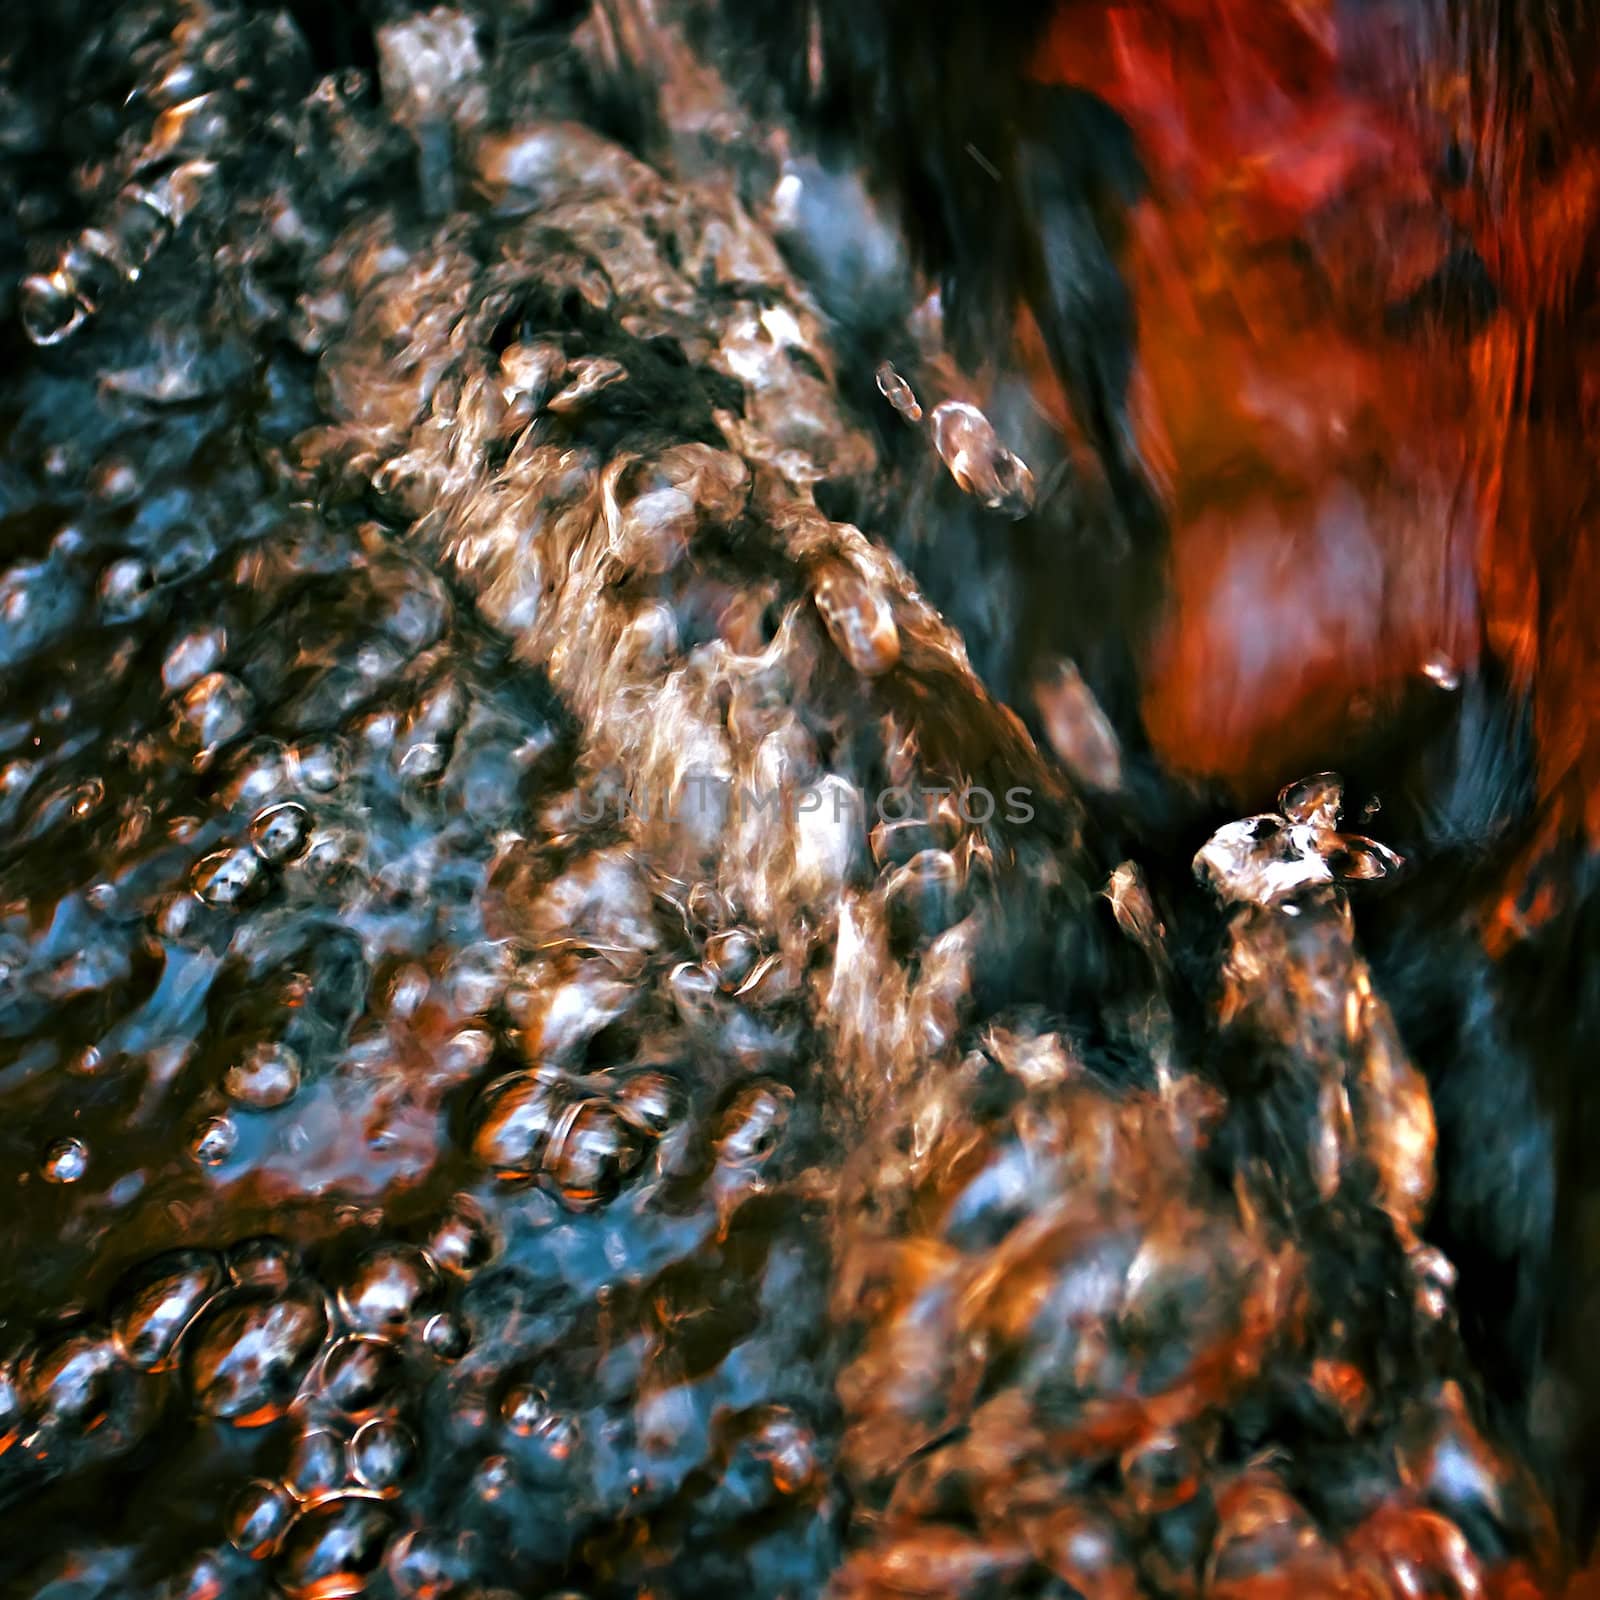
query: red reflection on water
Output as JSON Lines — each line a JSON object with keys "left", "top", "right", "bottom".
{"left": 1030, "top": 0, "right": 1600, "bottom": 880}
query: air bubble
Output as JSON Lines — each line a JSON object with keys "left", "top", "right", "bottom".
{"left": 336, "top": 1245, "right": 439, "bottom": 1337}
{"left": 274, "top": 1493, "right": 396, "bottom": 1600}
{"left": 97, "top": 557, "right": 159, "bottom": 623}
{"left": 20, "top": 272, "right": 88, "bottom": 345}
{"left": 227, "top": 1236, "right": 298, "bottom": 1292}
{"left": 424, "top": 1198, "right": 497, "bottom": 1279}
{"left": 545, "top": 1100, "right": 646, "bottom": 1210}
{"left": 422, "top": 1312, "right": 470, "bottom": 1363}
{"left": 191, "top": 845, "right": 263, "bottom": 908}
{"left": 287, "top": 1425, "right": 347, "bottom": 1503}
{"left": 191, "top": 1115, "right": 239, "bottom": 1167}
{"left": 249, "top": 801, "right": 312, "bottom": 864}
{"left": 609, "top": 1070, "right": 682, "bottom": 1138}
{"left": 348, "top": 1417, "right": 417, "bottom": 1493}
{"left": 715, "top": 1081, "right": 794, "bottom": 1167}
{"left": 109, "top": 1249, "right": 225, "bottom": 1371}
{"left": 227, "top": 1478, "right": 298, "bottom": 1559}
{"left": 42, "top": 1136, "right": 89, "bottom": 1184}
{"left": 318, "top": 1334, "right": 406, "bottom": 1420}
{"left": 224, "top": 1041, "right": 303, "bottom": 1111}
{"left": 185, "top": 1285, "right": 328, "bottom": 1424}
{"left": 500, "top": 1381, "right": 550, "bottom": 1437}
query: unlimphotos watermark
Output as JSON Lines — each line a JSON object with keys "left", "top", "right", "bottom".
{"left": 574, "top": 770, "right": 1035, "bottom": 828}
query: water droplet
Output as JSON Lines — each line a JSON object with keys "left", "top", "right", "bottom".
{"left": 318, "top": 1334, "right": 406, "bottom": 1420}
{"left": 274, "top": 1493, "right": 396, "bottom": 1600}
{"left": 337, "top": 1245, "right": 439, "bottom": 1337}
{"left": 813, "top": 561, "right": 900, "bottom": 676}
{"left": 249, "top": 801, "right": 312, "bottom": 864}
{"left": 874, "top": 361, "right": 923, "bottom": 422}
{"left": 348, "top": 1418, "right": 417, "bottom": 1493}
{"left": 930, "top": 400, "right": 1035, "bottom": 517}
{"left": 1278, "top": 772, "right": 1344, "bottom": 830}
{"left": 1423, "top": 652, "right": 1461, "bottom": 691}
{"left": 227, "top": 1478, "right": 298, "bottom": 1559}
{"left": 191, "top": 1115, "right": 239, "bottom": 1167}
{"left": 185, "top": 1285, "right": 328, "bottom": 1424}
{"left": 109, "top": 1249, "right": 226, "bottom": 1370}
{"left": 42, "top": 1136, "right": 89, "bottom": 1184}
{"left": 224, "top": 1041, "right": 303, "bottom": 1111}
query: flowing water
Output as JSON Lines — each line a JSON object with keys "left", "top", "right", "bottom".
{"left": 0, "top": 3, "right": 1568, "bottom": 1597}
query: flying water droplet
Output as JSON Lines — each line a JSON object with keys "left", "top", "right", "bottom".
{"left": 930, "top": 400, "right": 1035, "bottom": 518}
{"left": 1034, "top": 660, "right": 1122, "bottom": 792}
{"left": 874, "top": 361, "right": 923, "bottom": 422}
